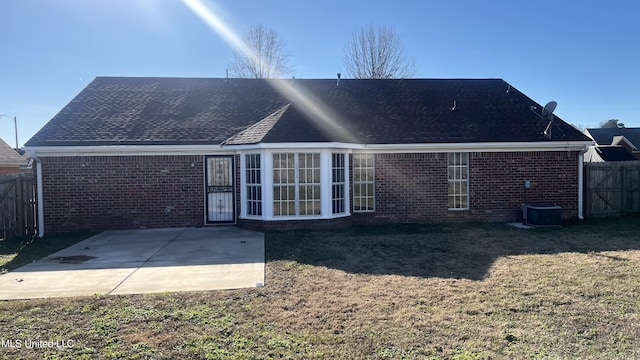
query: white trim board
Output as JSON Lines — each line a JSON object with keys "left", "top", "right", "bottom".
{"left": 26, "top": 140, "right": 594, "bottom": 157}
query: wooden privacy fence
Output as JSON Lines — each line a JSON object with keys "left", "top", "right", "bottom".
{"left": 0, "top": 173, "right": 37, "bottom": 240}
{"left": 584, "top": 161, "right": 640, "bottom": 217}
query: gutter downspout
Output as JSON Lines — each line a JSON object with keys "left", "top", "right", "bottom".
{"left": 30, "top": 150, "right": 45, "bottom": 238}
{"left": 577, "top": 145, "right": 588, "bottom": 220}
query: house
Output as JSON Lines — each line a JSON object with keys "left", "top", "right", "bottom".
{"left": 584, "top": 128, "right": 640, "bottom": 162}
{"left": 25, "top": 77, "right": 593, "bottom": 233}
{"left": 0, "top": 138, "right": 27, "bottom": 175}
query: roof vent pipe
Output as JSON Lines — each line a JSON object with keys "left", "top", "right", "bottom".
{"left": 451, "top": 99, "right": 456, "bottom": 111}
{"left": 337, "top": 73, "right": 341, "bottom": 87}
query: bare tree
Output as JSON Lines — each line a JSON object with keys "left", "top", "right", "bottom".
{"left": 228, "top": 25, "right": 289, "bottom": 78}
{"left": 343, "top": 25, "right": 416, "bottom": 79}
{"left": 599, "top": 119, "right": 625, "bottom": 128}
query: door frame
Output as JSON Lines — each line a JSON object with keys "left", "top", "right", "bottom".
{"left": 204, "top": 155, "right": 237, "bottom": 225}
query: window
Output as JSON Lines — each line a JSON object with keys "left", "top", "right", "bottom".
{"left": 273, "top": 153, "right": 296, "bottom": 216}
{"left": 272, "top": 153, "right": 320, "bottom": 216}
{"left": 332, "top": 153, "right": 346, "bottom": 214}
{"left": 448, "top": 152, "right": 469, "bottom": 210}
{"left": 298, "top": 153, "right": 321, "bottom": 215}
{"left": 245, "top": 154, "right": 262, "bottom": 216}
{"left": 353, "top": 154, "right": 375, "bottom": 212}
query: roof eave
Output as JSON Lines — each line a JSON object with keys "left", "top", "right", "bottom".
{"left": 25, "top": 144, "right": 225, "bottom": 157}
{"left": 25, "top": 140, "right": 596, "bottom": 156}
{"left": 361, "top": 140, "right": 595, "bottom": 152}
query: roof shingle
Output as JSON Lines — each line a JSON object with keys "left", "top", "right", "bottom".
{"left": 0, "top": 138, "right": 26, "bottom": 166}
{"left": 586, "top": 128, "right": 640, "bottom": 148}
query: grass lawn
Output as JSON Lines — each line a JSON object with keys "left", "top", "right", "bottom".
{"left": 0, "top": 217, "right": 639, "bottom": 359}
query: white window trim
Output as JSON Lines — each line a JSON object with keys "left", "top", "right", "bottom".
{"left": 244, "top": 153, "right": 263, "bottom": 217}
{"left": 352, "top": 153, "right": 375, "bottom": 213}
{"left": 331, "top": 153, "right": 348, "bottom": 215}
{"left": 448, "top": 152, "right": 470, "bottom": 211}
{"left": 240, "top": 151, "right": 266, "bottom": 219}
{"left": 239, "top": 148, "right": 350, "bottom": 221}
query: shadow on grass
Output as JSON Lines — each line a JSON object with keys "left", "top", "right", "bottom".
{"left": 265, "top": 215, "right": 640, "bottom": 280}
{"left": 0, "top": 231, "right": 98, "bottom": 274}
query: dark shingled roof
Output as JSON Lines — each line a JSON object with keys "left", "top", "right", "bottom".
{"left": 586, "top": 128, "right": 640, "bottom": 148}
{"left": 26, "top": 77, "right": 591, "bottom": 147}
{"left": 594, "top": 146, "right": 638, "bottom": 162}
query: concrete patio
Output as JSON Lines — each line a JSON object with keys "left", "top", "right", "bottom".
{"left": 0, "top": 227, "right": 264, "bottom": 300}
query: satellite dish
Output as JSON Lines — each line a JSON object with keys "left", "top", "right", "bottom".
{"left": 541, "top": 101, "right": 557, "bottom": 119}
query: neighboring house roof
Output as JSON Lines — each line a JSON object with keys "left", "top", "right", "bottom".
{"left": 0, "top": 138, "right": 26, "bottom": 166}
{"left": 26, "top": 77, "right": 591, "bottom": 147}
{"left": 585, "top": 146, "right": 637, "bottom": 162}
{"left": 585, "top": 128, "right": 640, "bottom": 148}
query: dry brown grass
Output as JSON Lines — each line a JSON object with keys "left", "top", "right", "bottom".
{"left": 0, "top": 218, "right": 639, "bottom": 359}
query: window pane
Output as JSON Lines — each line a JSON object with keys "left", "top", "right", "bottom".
{"left": 366, "top": 198, "right": 374, "bottom": 210}
{"left": 353, "top": 170, "right": 361, "bottom": 182}
{"left": 461, "top": 153, "right": 468, "bottom": 165}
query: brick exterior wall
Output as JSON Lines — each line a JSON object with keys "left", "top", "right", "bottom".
{"left": 39, "top": 151, "right": 580, "bottom": 232}
{"left": 238, "top": 216, "right": 352, "bottom": 231}
{"left": 41, "top": 155, "right": 205, "bottom": 232}
{"left": 468, "top": 151, "right": 579, "bottom": 221}
{"left": 0, "top": 166, "right": 23, "bottom": 175}
{"left": 352, "top": 151, "right": 580, "bottom": 225}
{"left": 361, "top": 153, "right": 448, "bottom": 223}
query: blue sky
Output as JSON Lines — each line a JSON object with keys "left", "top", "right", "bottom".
{"left": 1, "top": 0, "right": 639, "bottom": 147}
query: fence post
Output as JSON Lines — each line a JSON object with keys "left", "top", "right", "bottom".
{"left": 584, "top": 164, "right": 591, "bottom": 217}
{"left": 16, "top": 174, "right": 24, "bottom": 237}
{"left": 620, "top": 164, "right": 627, "bottom": 216}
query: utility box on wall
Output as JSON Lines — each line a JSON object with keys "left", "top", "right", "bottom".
{"left": 523, "top": 203, "right": 562, "bottom": 226}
